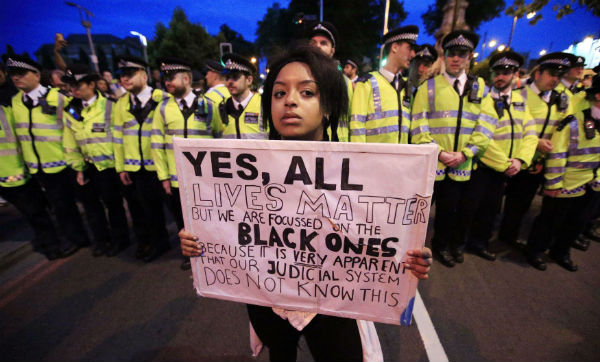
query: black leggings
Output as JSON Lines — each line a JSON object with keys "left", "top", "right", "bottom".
{"left": 247, "top": 304, "right": 363, "bottom": 362}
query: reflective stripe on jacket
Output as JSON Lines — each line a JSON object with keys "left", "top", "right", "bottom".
{"left": 216, "top": 93, "right": 268, "bottom": 140}
{"left": 0, "top": 105, "right": 27, "bottom": 187}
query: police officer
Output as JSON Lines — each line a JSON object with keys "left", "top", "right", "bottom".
{"left": 498, "top": 52, "right": 574, "bottom": 257}
{"left": 113, "top": 56, "right": 170, "bottom": 262}
{"left": 558, "top": 54, "right": 587, "bottom": 113}
{"left": 309, "top": 21, "right": 352, "bottom": 142}
{"left": 526, "top": 73, "right": 600, "bottom": 271}
{"left": 7, "top": 55, "right": 89, "bottom": 257}
{"left": 216, "top": 53, "right": 267, "bottom": 140}
{"left": 151, "top": 57, "right": 219, "bottom": 270}
{"left": 350, "top": 25, "right": 419, "bottom": 144}
{"left": 343, "top": 58, "right": 360, "bottom": 88}
{"left": 203, "top": 59, "right": 230, "bottom": 105}
{"left": 62, "top": 64, "right": 132, "bottom": 257}
{"left": 407, "top": 44, "right": 438, "bottom": 96}
{"left": 410, "top": 30, "right": 498, "bottom": 267}
{"left": 457, "top": 50, "right": 538, "bottom": 261}
{"left": 0, "top": 102, "right": 62, "bottom": 259}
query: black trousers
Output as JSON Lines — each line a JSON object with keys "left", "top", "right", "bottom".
{"left": 432, "top": 177, "right": 469, "bottom": 251}
{"left": 170, "top": 186, "right": 185, "bottom": 231}
{"left": 499, "top": 171, "right": 544, "bottom": 242}
{"left": 527, "top": 187, "right": 600, "bottom": 258}
{"left": 457, "top": 165, "right": 507, "bottom": 251}
{"left": 0, "top": 180, "right": 61, "bottom": 254}
{"left": 247, "top": 305, "right": 362, "bottom": 362}
{"left": 126, "top": 169, "right": 169, "bottom": 249}
{"left": 81, "top": 166, "right": 130, "bottom": 247}
{"left": 34, "top": 168, "right": 89, "bottom": 248}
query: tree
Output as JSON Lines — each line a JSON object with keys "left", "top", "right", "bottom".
{"left": 255, "top": 0, "right": 407, "bottom": 66}
{"left": 422, "top": 0, "right": 506, "bottom": 35}
{"left": 505, "top": 0, "right": 600, "bottom": 25}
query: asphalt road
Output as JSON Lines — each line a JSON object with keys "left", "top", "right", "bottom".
{"left": 1, "top": 196, "right": 599, "bottom": 362}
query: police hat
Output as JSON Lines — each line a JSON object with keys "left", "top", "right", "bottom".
{"left": 221, "top": 53, "right": 255, "bottom": 75}
{"left": 344, "top": 57, "right": 360, "bottom": 69}
{"left": 537, "top": 52, "right": 572, "bottom": 72}
{"left": 414, "top": 44, "right": 438, "bottom": 62}
{"left": 310, "top": 21, "right": 338, "bottom": 48}
{"left": 489, "top": 50, "right": 524, "bottom": 71}
{"left": 118, "top": 56, "right": 147, "bottom": 71}
{"left": 565, "top": 53, "right": 586, "bottom": 68}
{"left": 157, "top": 57, "right": 192, "bottom": 74}
{"left": 204, "top": 59, "right": 224, "bottom": 74}
{"left": 61, "top": 63, "right": 100, "bottom": 84}
{"left": 442, "top": 30, "right": 479, "bottom": 52}
{"left": 383, "top": 25, "right": 419, "bottom": 46}
{"left": 5, "top": 55, "right": 42, "bottom": 74}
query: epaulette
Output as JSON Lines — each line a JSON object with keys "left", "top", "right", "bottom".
{"left": 357, "top": 74, "right": 374, "bottom": 83}
{"left": 556, "top": 114, "right": 576, "bottom": 132}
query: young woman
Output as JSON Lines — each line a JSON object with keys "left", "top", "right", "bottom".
{"left": 179, "top": 47, "right": 433, "bottom": 361}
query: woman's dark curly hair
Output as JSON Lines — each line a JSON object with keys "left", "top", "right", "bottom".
{"left": 261, "top": 46, "right": 348, "bottom": 141}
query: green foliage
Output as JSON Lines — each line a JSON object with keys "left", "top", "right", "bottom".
{"left": 422, "top": 0, "right": 506, "bottom": 36}
{"left": 506, "top": 0, "right": 600, "bottom": 24}
{"left": 216, "top": 24, "right": 257, "bottom": 59}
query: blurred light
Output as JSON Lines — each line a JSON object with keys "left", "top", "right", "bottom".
{"left": 473, "top": 52, "right": 479, "bottom": 58}
{"left": 526, "top": 12, "right": 536, "bottom": 19}
{"left": 381, "top": 57, "right": 387, "bottom": 67}
{"left": 539, "top": 49, "right": 547, "bottom": 56}
{"left": 259, "top": 73, "right": 266, "bottom": 80}
{"left": 497, "top": 45, "right": 506, "bottom": 52}
{"left": 130, "top": 31, "right": 147, "bottom": 47}
{"left": 250, "top": 57, "right": 257, "bottom": 64}
{"left": 265, "top": 68, "right": 270, "bottom": 74}
{"left": 583, "top": 36, "right": 594, "bottom": 44}
{"left": 488, "top": 40, "right": 497, "bottom": 48}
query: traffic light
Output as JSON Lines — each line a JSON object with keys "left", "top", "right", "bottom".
{"left": 294, "top": 12, "right": 304, "bottom": 25}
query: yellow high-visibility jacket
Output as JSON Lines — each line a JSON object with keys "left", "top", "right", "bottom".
{"left": 350, "top": 71, "right": 412, "bottom": 144}
{"left": 518, "top": 84, "right": 573, "bottom": 165}
{"left": 555, "top": 82, "right": 587, "bottom": 114}
{"left": 113, "top": 88, "right": 164, "bottom": 173}
{"left": 410, "top": 74, "right": 497, "bottom": 181}
{"left": 205, "top": 84, "right": 230, "bottom": 105}
{"left": 215, "top": 93, "right": 268, "bottom": 139}
{"left": 11, "top": 88, "right": 68, "bottom": 174}
{"left": 63, "top": 93, "right": 116, "bottom": 172}
{"left": 0, "top": 105, "right": 27, "bottom": 187}
{"left": 479, "top": 90, "right": 538, "bottom": 172}
{"left": 545, "top": 106, "right": 600, "bottom": 197}
{"left": 151, "top": 93, "right": 219, "bottom": 187}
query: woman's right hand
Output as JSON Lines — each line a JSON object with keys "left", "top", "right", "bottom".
{"left": 179, "top": 229, "right": 202, "bottom": 257}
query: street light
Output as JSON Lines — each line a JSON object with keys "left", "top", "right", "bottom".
{"left": 539, "top": 49, "right": 547, "bottom": 56}
{"left": 473, "top": 52, "right": 479, "bottom": 58}
{"left": 489, "top": 40, "right": 497, "bottom": 48}
{"left": 497, "top": 45, "right": 506, "bottom": 52}
{"left": 526, "top": 11, "right": 536, "bottom": 19}
{"left": 250, "top": 57, "right": 257, "bottom": 64}
{"left": 66, "top": 1, "right": 99, "bottom": 72}
{"left": 130, "top": 30, "right": 150, "bottom": 78}
{"left": 508, "top": 12, "right": 537, "bottom": 49}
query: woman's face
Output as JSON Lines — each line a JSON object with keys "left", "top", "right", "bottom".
{"left": 271, "top": 62, "right": 324, "bottom": 141}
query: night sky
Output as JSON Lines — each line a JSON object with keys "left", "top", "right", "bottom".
{"left": 1, "top": 0, "right": 598, "bottom": 64}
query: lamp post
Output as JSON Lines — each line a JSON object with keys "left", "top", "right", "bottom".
{"left": 508, "top": 12, "right": 536, "bottom": 49}
{"left": 65, "top": 2, "right": 99, "bottom": 72}
{"left": 130, "top": 31, "right": 150, "bottom": 78}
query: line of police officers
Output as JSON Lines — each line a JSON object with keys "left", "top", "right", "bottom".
{"left": 1, "top": 22, "right": 598, "bottom": 273}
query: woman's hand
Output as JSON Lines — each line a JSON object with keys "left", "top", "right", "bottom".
{"left": 405, "top": 247, "right": 433, "bottom": 280}
{"left": 179, "top": 229, "right": 202, "bottom": 257}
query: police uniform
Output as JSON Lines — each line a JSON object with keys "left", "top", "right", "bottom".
{"left": 344, "top": 58, "right": 360, "bottom": 87}
{"left": 113, "top": 56, "right": 170, "bottom": 261}
{"left": 7, "top": 56, "right": 89, "bottom": 256}
{"left": 309, "top": 22, "right": 352, "bottom": 142}
{"left": 151, "top": 57, "right": 219, "bottom": 230}
{"left": 216, "top": 54, "right": 268, "bottom": 140}
{"left": 410, "top": 30, "right": 498, "bottom": 266}
{"left": 557, "top": 54, "right": 587, "bottom": 113}
{"left": 498, "top": 53, "right": 574, "bottom": 248}
{"left": 62, "top": 64, "right": 131, "bottom": 256}
{"left": 526, "top": 75, "right": 600, "bottom": 271}
{"left": 409, "top": 44, "right": 438, "bottom": 97}
{"left": 351, "top": 25, "right": 419, "bottom": 145}
{"left": 203, "top": 59, "right": 231, "bottom": 105}
{"left": 457, "top": 51, "right": 538, "bottom": 260}
{"left": 0, "top": 103, "right": 61, "bottom": 259}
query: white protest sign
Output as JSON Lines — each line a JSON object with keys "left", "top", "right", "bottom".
{"left": 174, "top": 138, "right": 437, "bottom": 325}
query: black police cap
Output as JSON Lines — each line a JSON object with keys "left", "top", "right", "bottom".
{"left": 61, "top": 63, "right": 100, "bottom": 84}
{"left": 414, "top": 44, "right": 438, "bottom": 62}
{"left": 537, "top": 52, "right": 572, "bottom": 72}
{"left": 157, "top": 57, "right": 192, "bottom": 74}
{"left": 204, "top": 59, "right": 224, "bottom": 73}
{"left": 5, "top": 54, "right": 42, "bottom": 73}
{"left": 565, "top": 53, "right": 586, "bottom": 68}
{"left": 344, "top": 57, "right": 360, "bottom": 69}
{"left": 383, "top": 25, "right": 419, "bottom": 46}
{"left": 310, "top": 21, "right": 339, "bottom": 48}
{"left": 221, "top": 53, "right": 255, "bottom": 75}
{"left": 489, "top": 50, "right": 524, "bottom": 71}
{"left": 442, "top": 30, "right": 479, "bottom": 51}
{"left": 118, "top": 56, "right": 147, "bottom": 70}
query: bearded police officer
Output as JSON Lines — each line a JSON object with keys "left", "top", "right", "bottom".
{"left": 350, "top": 25, "right": 419, "bottom": 144}
{"left": 216, "top": 53, "right": 267, "bottom": 140}
{"left": 410, "top": 30, "right": 498, "bottom": 267}
{"left": 114, "top": 56, "right": 170, "bottom": 262}
{"left": 8, "top": 55, "right": 89, "bottom": 258}
{"left": 456, "top": 50, "right": 538, "bottom": 262}
{"left": 498, "top": 52, "right": 574, "bottom": 258}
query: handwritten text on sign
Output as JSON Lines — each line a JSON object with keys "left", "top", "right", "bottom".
{"left": 174, "top": 139, "right": 437, "bottom": 325}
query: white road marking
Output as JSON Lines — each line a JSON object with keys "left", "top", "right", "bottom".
{"left": 413, "top": 290, "right": 449, "bottom": 362}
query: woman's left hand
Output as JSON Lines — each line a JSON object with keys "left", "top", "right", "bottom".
{"left": 405, "top": 247, "right": 433, "bottom": 280}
